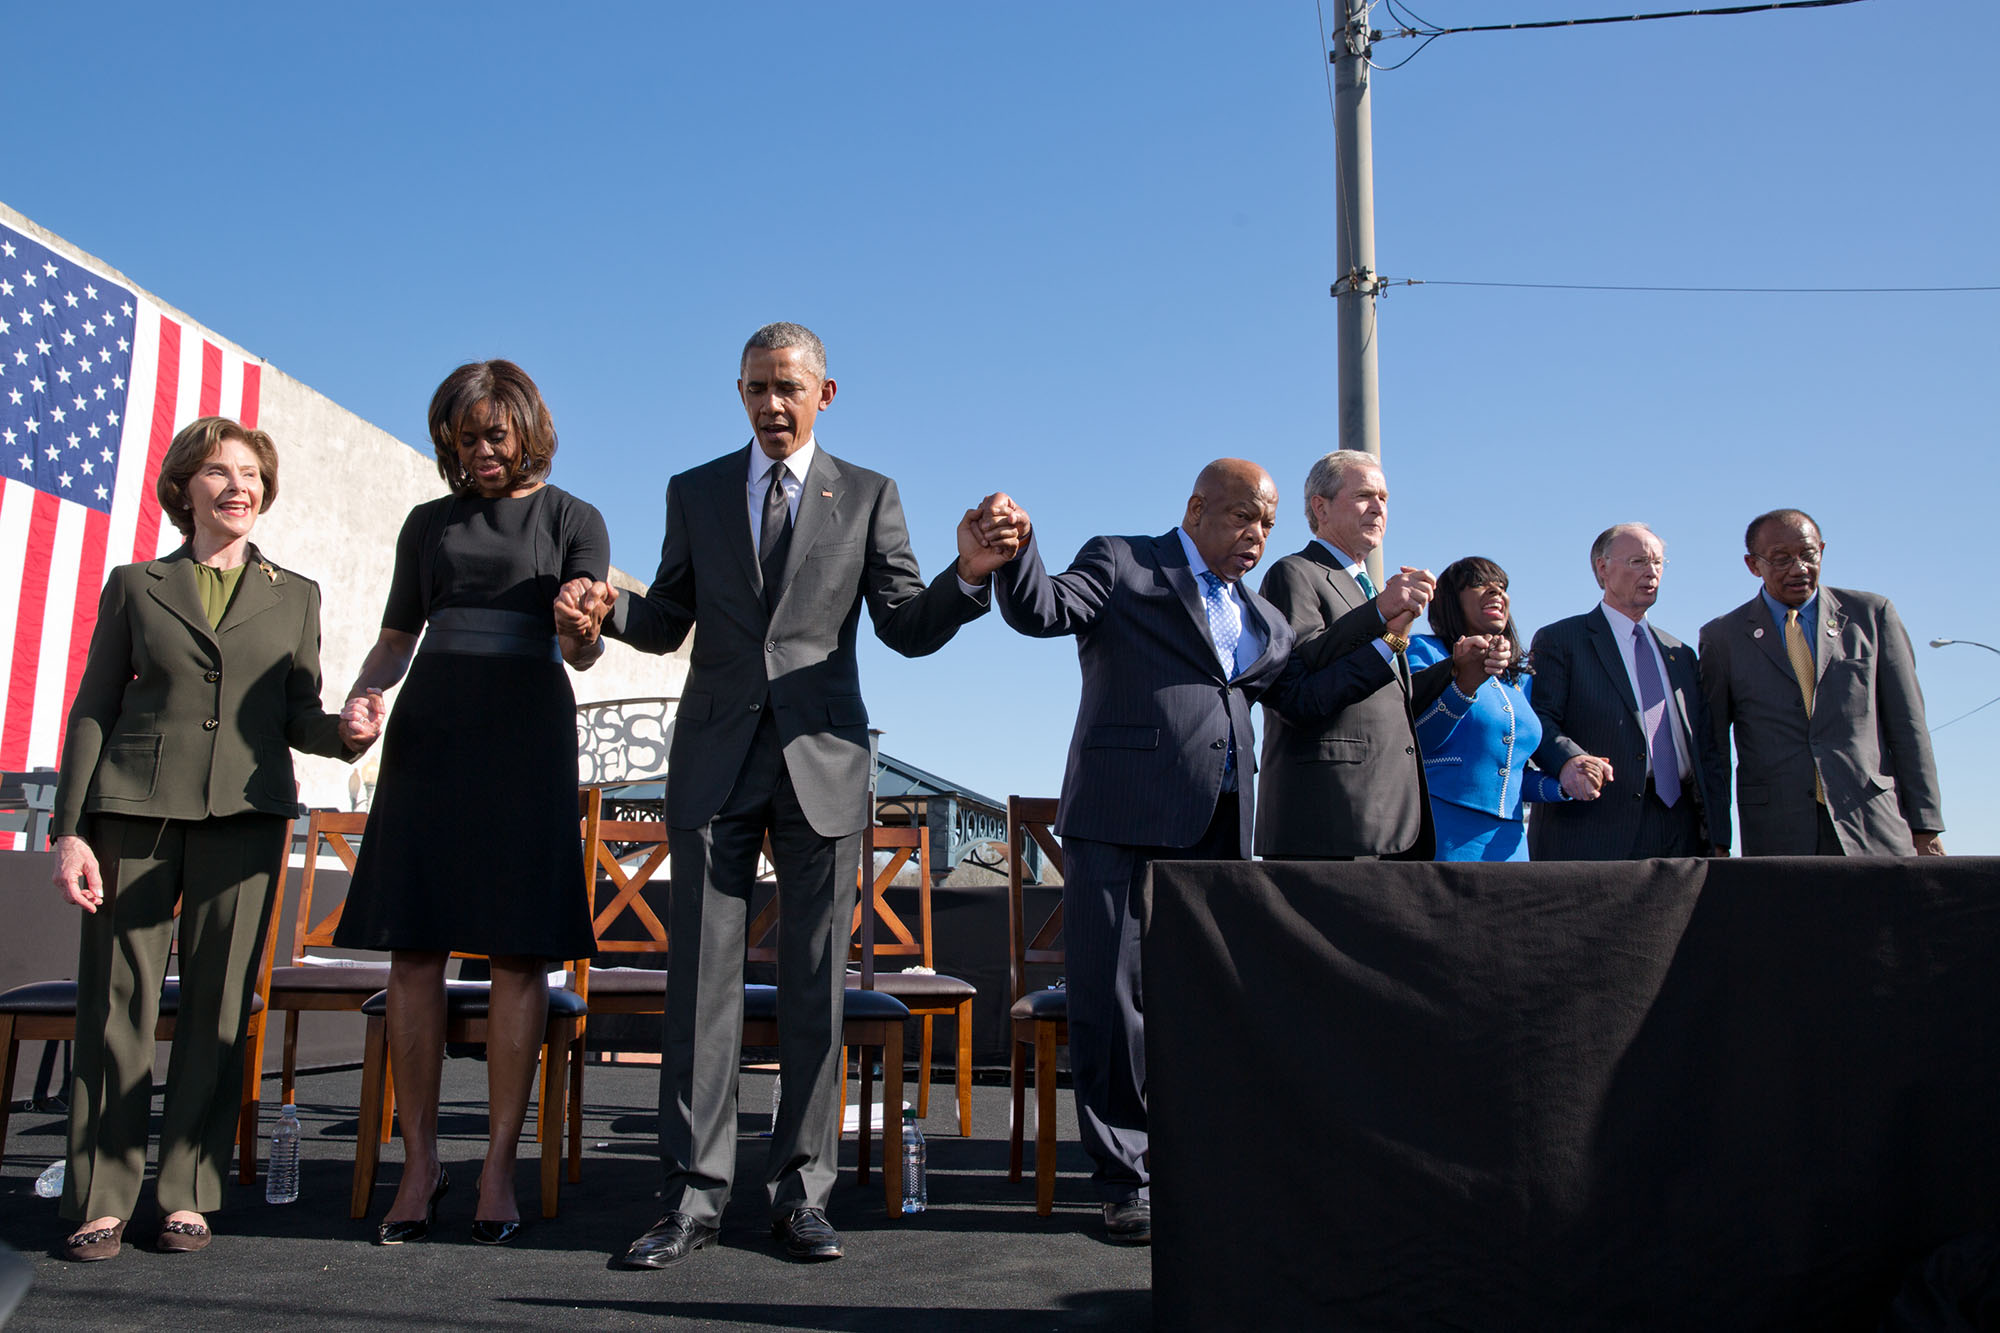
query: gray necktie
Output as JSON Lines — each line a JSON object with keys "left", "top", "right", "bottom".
{"left": 1632, "top": 623, "right": 1683, "bottom": 807}
{"left": 759, "top": 462, "right": 792, "bottom": 608}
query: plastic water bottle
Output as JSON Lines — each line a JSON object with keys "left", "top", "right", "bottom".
{"left": 900, "top": 1108, "right": 927, "bottom": 1214}
{"left": 34, "top": 1160, "right": 65, "bottom": 1199}
{"left": 266, "top": 1104, "right": 302, "bottom": 1204}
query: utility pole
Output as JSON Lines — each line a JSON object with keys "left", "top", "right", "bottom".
{"left": 1331, "top": 0, "right": 1383, "bottom": 583}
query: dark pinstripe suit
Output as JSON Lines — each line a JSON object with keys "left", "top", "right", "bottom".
{"left": 993, "top": 528, "right": 1392, "bottom": 1199}
{"left": 1527, "top": 606, "right": 1725, "bottom": 860}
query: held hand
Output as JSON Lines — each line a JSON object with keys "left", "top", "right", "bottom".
{"left": 957, "top": 493, "right": 1027, "bottom": 584}
{"left": 53, "top": 834, "right": 105, "bottom": 913}
{"left": 1385, "top": 610, "right": 1419, "bottom": 637}
{"left": 1912, "top": 832, "right": 1946, "bottom": 856}
{"left": 1375, "top": 567, "right": 1435, "bottom": 623}
{"left": 1449, "top": 634, "right": 1490, "bottom": 696}
{"left": 339, "top": 689, "right": 386, "bottom": 752}
{"left": 1712, "top": 845, "right": 1732, "bottom": 858}
{"left": 1560, "top": 754, "right": 1613, "bottom": 801}
{"left": 578, "top": 581, "right": 619, "bottom": 630}
{"left": 554, "top": 577, "right": 602, "bottom": 641}
{"left": 1482, "top": 636, "right": 1512, "bottom": 678}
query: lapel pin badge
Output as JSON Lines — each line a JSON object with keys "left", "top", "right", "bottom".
{"left": 1753, "top": 627, "right": 1764, "bottom": 638}
{"left": 1827, "top": 624, "right": 1838, "bottom": 636}
{"left": 821, "top": 490, "right": 833, "bottom": 498}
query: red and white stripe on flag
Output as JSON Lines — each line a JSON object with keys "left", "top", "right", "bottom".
{"left": 0, "top": 276, "right": 262, "bottom": 847}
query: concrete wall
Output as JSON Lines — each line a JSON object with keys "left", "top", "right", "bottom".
{"left": 1, "top": 200, "right": 686, "bottom": 813}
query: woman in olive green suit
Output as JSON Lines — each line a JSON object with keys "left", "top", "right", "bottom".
{"left": 48, "top": 416, "right": 383, "bottom": 1260}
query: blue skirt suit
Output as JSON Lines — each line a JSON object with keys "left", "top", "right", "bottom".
{"left": 1406, "top": 635, "right": 1569, "bottom": 861}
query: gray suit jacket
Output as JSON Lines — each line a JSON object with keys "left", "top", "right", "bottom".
{"left": 992, "top": 529, "right": 1393, "bottom": 858}
{"left": 1527, "top": 606, "right": 1725, "bottom": 861}
{"left": 1254, "top": 544, "right": 1450, "bottom": 860}
{"left": 52, "top": 544, "right": 351, "bottom": 838}
{"left": 1697, "top": 587, "right": 1942, "bottom": 856}
{"left": 608, "top": 443, "right": 985, "bottom": 839}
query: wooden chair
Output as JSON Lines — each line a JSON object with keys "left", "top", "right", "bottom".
{"left": 846, "top": 824, "right": 976, "bottom": 1135}
{"left": 1006, "top": 796, "right": 1068, "bottom": 1215}
{"left": 582, "top": 814, "right": 908, "bottom": 1215}
{"left": 257, "top": 810, "right": 392, "bottom": 1124}
{"left": 346, "top": 791, "right": 601, "bottom": 1221}
{"left": 0, "top": 825, "right": 293, "bottom": 1185}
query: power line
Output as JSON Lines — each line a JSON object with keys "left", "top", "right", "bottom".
{"left": 1365, "top": 0, "right": 1873, "bottom": 71}
{"left": 1376, "top": 278, "right": 2000, "bottom": 294}
{"left": 1931, "top": 693, "right": 2000, "bottom": 734}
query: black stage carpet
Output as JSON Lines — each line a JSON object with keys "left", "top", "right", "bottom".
{"left": 0, "top": 1061, "right": 1148, "bottom": 1331}
{"left": 1145, "top": 856, "right": 2000, "bottom": 1332}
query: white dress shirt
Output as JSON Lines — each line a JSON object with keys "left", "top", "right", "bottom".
{"left": 1598, "top": 601, "right": 1693, "bottom": 776}
{"left": 1313, "top": 537, "right": 1397, "bottom": 667}
{"left": 746, "top": 436, "right": 817, "bottom": 552}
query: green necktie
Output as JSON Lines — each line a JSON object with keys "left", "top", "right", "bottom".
{"left": 1354, "top": 567, "right": 1378, "bottom": 599}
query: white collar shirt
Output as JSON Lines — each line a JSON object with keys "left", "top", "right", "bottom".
{"left": 1598, "top": 600, "right": 1693, "bottom": 775}
{"left": 746, "top": 436, "right": 818, "bottom": 552}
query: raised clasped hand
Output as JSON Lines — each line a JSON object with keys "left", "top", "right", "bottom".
{"left": 957, "top": 492, "right": 1029, "bottom": 584}
{"left": 1377, "top": 567, "right": 1435, "bottom": 623}
{"left": 1449, "top": 634, "right": 1492, "bottom": 695}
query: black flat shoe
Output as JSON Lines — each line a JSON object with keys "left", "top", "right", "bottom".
{"left": 772, "top": 1206, "right": 843, "bottom": 1261}
{"left": 470, "top": 1219, "right": 522, "bottom": 1245}
{"left": 613, "top": 1212, "right": 718, "bottom": 1269}
{"left": 375, "top": 1166, "right": 449, "bottom": 1246}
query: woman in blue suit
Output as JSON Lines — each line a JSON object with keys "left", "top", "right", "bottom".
{"left": 1407, "top": 557, "right": 1594, "bottom": 861}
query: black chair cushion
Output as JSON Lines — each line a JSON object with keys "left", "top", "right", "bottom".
{"left": 741, "top": 984, "right": 910, "bottom": 1023}
{"left": 268, "top": 963, "right": 392, "bottom": 995}
{"left": 360, "top": 985, "right": 587, "bottom": 1020}
{"left": 852, "top": 970, "right": 977, "bottom": 1002}
{"left": 0, "top": 979, "right": 261, "bottom": 1017}
{"left": 1010, "top": 988, "right": 1068, "bottom": 1022}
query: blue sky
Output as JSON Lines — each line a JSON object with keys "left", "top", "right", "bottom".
{"left": 9, "top": 1, "right": 1997, "bottom": 849}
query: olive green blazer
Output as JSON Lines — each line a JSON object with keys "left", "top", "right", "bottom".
{"left": 51, "top": 543, "right": 354, "bottom": 839}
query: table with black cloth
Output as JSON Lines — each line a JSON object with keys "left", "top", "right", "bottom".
{"left": 1143, "top": 856, "right": 2000, "bottom": 1333}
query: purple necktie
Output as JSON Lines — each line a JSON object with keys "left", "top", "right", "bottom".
{"left": 1632, "top": 623, "right": 1682, "bottom": 807}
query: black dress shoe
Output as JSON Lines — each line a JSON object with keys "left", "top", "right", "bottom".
{"left": 375, "top": 1167, "right": 449, "bottom": 1246}
{"left": 470, "top": 1219, "right": 522, "bottom": 1245}
{"left": 772, "top": 1206, "right": 843, "bottom": 1261}
{"left": 614, "top": 1213, "right": 718, "bottom": 1269}
{"left": 1102, "top": 1197, "right": 1151, "bottom": 1244}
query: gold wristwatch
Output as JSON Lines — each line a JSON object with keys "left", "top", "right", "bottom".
{"left": 1381, "top": 631, "right": 1409, "bottom": 653}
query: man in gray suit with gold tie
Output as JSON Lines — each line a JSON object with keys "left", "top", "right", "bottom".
{"left": 1698, "top": 508, "right": 1944, "bottom": 857}
{"left": 570, "top": 323, "right": 1019, "bottom": 1268}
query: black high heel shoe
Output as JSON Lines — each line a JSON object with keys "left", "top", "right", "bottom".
{"left": 374, "top": 1167, "right": 449, "bottom": 1245}
{"left": 470, "top": 1218, "right": 522, "bottom": 1246}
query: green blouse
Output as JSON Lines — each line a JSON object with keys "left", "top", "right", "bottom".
{"left": 192, "top": 561, "right": 247, "bottom": 628}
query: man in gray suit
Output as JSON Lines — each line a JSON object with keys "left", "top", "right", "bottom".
{"left": 1698, "top": 508, "right": 1944, "bottom": 857}
{"left": 988, "top": 459, "right": 1395, "bottom": 1244}
{"left": 1255, "top": 449, "right": 1450, "bottom": 860}
{"left": 1528, "top": 523, "right": 1726, "bottom": 860}
{"left": 567, "top": 323, "right": 1018, "bottom": 1268}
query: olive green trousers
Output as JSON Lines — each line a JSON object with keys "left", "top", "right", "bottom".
{"left": 62, "top": 812, "right": 288, "bottom": 1222}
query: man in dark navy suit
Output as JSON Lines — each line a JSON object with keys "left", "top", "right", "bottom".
{"left": 987, "top": 459, "right": 1398, "bottom": 1243}
{"left": 1528, "top": 522, "right": 1725, "bottom": 860}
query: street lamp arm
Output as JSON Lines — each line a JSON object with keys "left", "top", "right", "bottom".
{"left": 1930, "top": 638, "right": 2000, "bottom": 656}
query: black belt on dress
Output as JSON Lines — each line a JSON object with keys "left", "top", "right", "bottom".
{"left": 418, "top": 608, "right": 561, "bottom": 663}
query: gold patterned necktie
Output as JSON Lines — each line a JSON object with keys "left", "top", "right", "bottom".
{"left": 1784, "top": 608, "right": 1825, "bottom": 804}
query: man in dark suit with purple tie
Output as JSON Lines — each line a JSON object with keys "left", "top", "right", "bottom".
{"left": 987, "top": 459, "right": 1397, "bottom": 1243}
{"left": 1528, "top": 522, "right": 1726, "bottom": 860}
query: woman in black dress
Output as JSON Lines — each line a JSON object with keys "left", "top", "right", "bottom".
{"left": 335, "top": 361, "right": 607, "bottom": 1245}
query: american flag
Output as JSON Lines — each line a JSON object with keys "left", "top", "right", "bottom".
{"left": 0, "top": 219, "right": 263, "bottom": 845}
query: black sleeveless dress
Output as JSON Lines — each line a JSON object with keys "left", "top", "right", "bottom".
{"left": 334, "top": 485, "right": 607, "bottom": 959}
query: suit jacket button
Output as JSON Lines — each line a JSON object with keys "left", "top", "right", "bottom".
{"left": 748, "top": 702, "right": 761, "bottom": 712}
{"left": 203, "top": 718, "right": 219, "bottom": 731}
{"left": 766, "top": 641, "right": 777, "bottom": 653}
{"left": 1211, "top": 739, "right": 1226, "bottom": 749}
{"left": 204, "top": 670, "right": 221, "bottom": 683}
{"left": 1405, "top": 746, "right": 1414, "bottom": 755}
